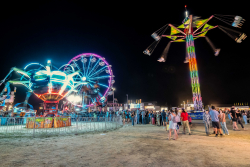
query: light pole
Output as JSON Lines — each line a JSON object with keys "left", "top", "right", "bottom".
{"left": 112, "top": 88, "right": 116, "bottom": 111}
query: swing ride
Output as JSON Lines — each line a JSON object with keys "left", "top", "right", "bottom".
{"left": 143, "top": 6, "right": 247, "bottom": 111}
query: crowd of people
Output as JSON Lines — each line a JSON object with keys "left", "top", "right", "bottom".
{"left": 205, "top": 106, "right": 249, "bottom": 137}
{"left": 117, "top": 106, "right": 250, "bottom": 140}
{"left": 117, "top": 109, "right": 193, "bottom": 140}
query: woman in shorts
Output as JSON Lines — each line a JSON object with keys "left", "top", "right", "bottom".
{"left": 168, "top": 110, "right": 178, "bottom": 140}
{"left": 175, "top": 110, "right": 181, "bottom": 134}
{"left": 230, "top": 108, "right": 239, "bottom": 130}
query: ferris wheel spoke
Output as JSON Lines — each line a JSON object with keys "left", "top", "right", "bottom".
{"left": 81, "top": 57, "right": 86, "bottom": 77}
{"left": 86, "top": 55, "right": 92, "bottom": 77}
{"left": 88, "top": 75, "right": 111, "bottom": 81}
{"left": 89, "top": 80, "right": 109, "bottom": 88}
{"left": 87, "top": 59, "right": 100, "bottom": 77}
{"left": 88, "top": 66, "right": 108, "bottom": 78}
{"left": 72, "top": 61, "right": 81, "bottom": 70}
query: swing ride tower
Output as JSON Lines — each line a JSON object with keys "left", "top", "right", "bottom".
{"left": 143, "top": 6, "right": 247, "bottom": 111}
{"left": 185, "top": 15, "right": 202, "bottom": 110}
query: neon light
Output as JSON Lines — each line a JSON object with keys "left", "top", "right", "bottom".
{"left": 88, "top": 66, "right": 108, "bottom": 78}
{"left": 59, "top": 64, "right": 75, "bottom": 72}
{"left": 16, "top": 71, "right": 30, "bottom": 78}
{"left": 86, "top": 55, "right": 92, "bottom": 77}
{"left": 87, "top": 58, "right": 101, "bottom": 77}
{"left": 88, "top": 75, "right": 111, "bottom": 80}
{"left": 81, "top": 57, "right": 86, "bottom": 77}
{"left": 186, "top": 34, "right": 202, "bottom": 110}
{"left": 82, "top": 77, "right": 86, "bottom": 81}
{"left": 67, "top": 53, "right": 114, "bottom": 103}
{"left": 24, "top": 63, "right": 41, "bottom": 70}
{"left": 89, "top": 81, "right": 109, "bottom": 88}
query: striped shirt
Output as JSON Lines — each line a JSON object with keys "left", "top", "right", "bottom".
{"left": 203, "top": 113, "right": 210, "bottom": 122}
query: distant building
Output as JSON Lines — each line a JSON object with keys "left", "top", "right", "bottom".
{"left": 210, "top": 104, "right": 249, "bottom": 110}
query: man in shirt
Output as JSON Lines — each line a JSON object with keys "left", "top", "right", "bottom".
{"left": 209, "top": 106, "right": 223, "bottom": 137}
{"left": 181, "top": 109, "right": 191, "bottom": 135}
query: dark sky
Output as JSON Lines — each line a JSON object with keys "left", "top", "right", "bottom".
{"left": 0, "top": 1, "right": 249, "bottom": 108}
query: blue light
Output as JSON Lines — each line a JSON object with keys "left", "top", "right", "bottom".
{"left": 88, "top": 66, "right": 108, "bottom": 78}
{"left": 88, "top": 75, "right": 111, "bottom": 80}
{"left": 24, "top": 63, "right": 40, "bottom": 70}
{"left": 89, "top": 81, "right": 109, "bottom": 88}
{"left": 87, "top": 58, "right": 101, "bottom": 77}
{"left": 86, "top": 55, "right": 92, "bottom": 77}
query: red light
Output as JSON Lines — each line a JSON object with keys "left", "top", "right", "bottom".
{"left": 185, "top": 5, "right": 187, "bottom": 8}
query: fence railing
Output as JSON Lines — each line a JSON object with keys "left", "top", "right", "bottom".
{"left": 0, "top": 116, "right": 123, "bottom": 137}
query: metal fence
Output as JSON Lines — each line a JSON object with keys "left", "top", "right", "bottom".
{"left": 0, "top": 116, "right": 123, "bottom": 137}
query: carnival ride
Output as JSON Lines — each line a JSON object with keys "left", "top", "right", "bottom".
{"left": 143, "top": 6, "right": 247, "bottom": 111}
{"left": 0, "top": 53, "right": 114, "bottom": 117}
{"left": 63, "top": 53, "right": 114, "bottom": 111}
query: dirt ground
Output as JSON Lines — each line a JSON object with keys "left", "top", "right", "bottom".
{"left": 1, "top": 121, "right": 250, "bottom": 167}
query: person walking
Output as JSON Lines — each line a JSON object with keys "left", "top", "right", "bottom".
{"left": 168, "top": 111, "right": 178, "bottom": 140}
{"left": 175, "top": 110, "right": 181, "bottom": 134}
{"left": 141, "top": 110, "right": 145, "bottom": 125}
{"left": 242, "top": 111, "right": 248, "bottom": 125}
{"left": 161, "top": 110, "right": 166, "bottom": 126}
{"left": 227, "top": 109, "right": 232, "bottom": 125}
{"left": 156, "top": 112, "right": 160, "bottom": 126}
{"left": 136, "top": 110, "right": 140, "bottom": 124}
{"left": 203, "top": 110, "right": 211, "bottom": 136}
{"left": 152, "top": 112, "right": 155, "bottom": 125}
{"left": 188, "top": 115, "right": 192, "bottom": 128}
{"left": 181, "top": 109, "right": 191, "bottom": 135}
{"left": 209, "top": 106, "right": 223, "bottom": 137}
{"left": 148, "top": 111, "right": 152, "bottom": 124}
{"left": 247, "top": 110, "right": 250, "bottom": 123}
{"left": 230, "top": 107, "right": 239, "bottom": 130}
{"left": 219, "top": 110, "right": 229, "bottom": 135}
{"left": 122, "top": 111, "right": 126, "bottom": 126}
{"left": 236, "top": 109, "right": 245, "bottom": 130}
{"left": 131, "top": 111, "right": 135, "bottom": 126}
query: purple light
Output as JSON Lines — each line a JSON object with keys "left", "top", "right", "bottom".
{"left": 67, "top": 53, "right": 113, "bottom": 98}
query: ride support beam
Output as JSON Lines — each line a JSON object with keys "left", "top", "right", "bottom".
{"left": 168, "top": 24, "right": 186, "bottom": 36}
{"left": 193, "top": 15, "right": 214, "bottom": 34}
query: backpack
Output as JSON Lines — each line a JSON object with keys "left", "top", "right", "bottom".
{"left": 173, "top": 115, "right": 178, "bottom": 123}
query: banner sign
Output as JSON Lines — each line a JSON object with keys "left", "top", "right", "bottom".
{"left": 188, "top": 112, "right": 203, "bottom": 120}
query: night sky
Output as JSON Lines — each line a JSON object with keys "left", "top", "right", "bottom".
{"left": 0, "top": 1, "right": 249, "bottom": 109}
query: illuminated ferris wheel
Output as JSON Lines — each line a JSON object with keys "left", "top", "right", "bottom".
{"left": 63, "top": 53, "right": 115, "bottom": 107}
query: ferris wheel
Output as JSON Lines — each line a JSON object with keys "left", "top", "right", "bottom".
{"left": 63, "top": 53, "right": 115, "bottom": 107}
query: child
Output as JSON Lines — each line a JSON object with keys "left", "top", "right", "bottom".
{"left": 188, "top": 115, "right": 192, "bottom": 128}
{"left": 203, "top": 110, "right": 211, "bottom": 136}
